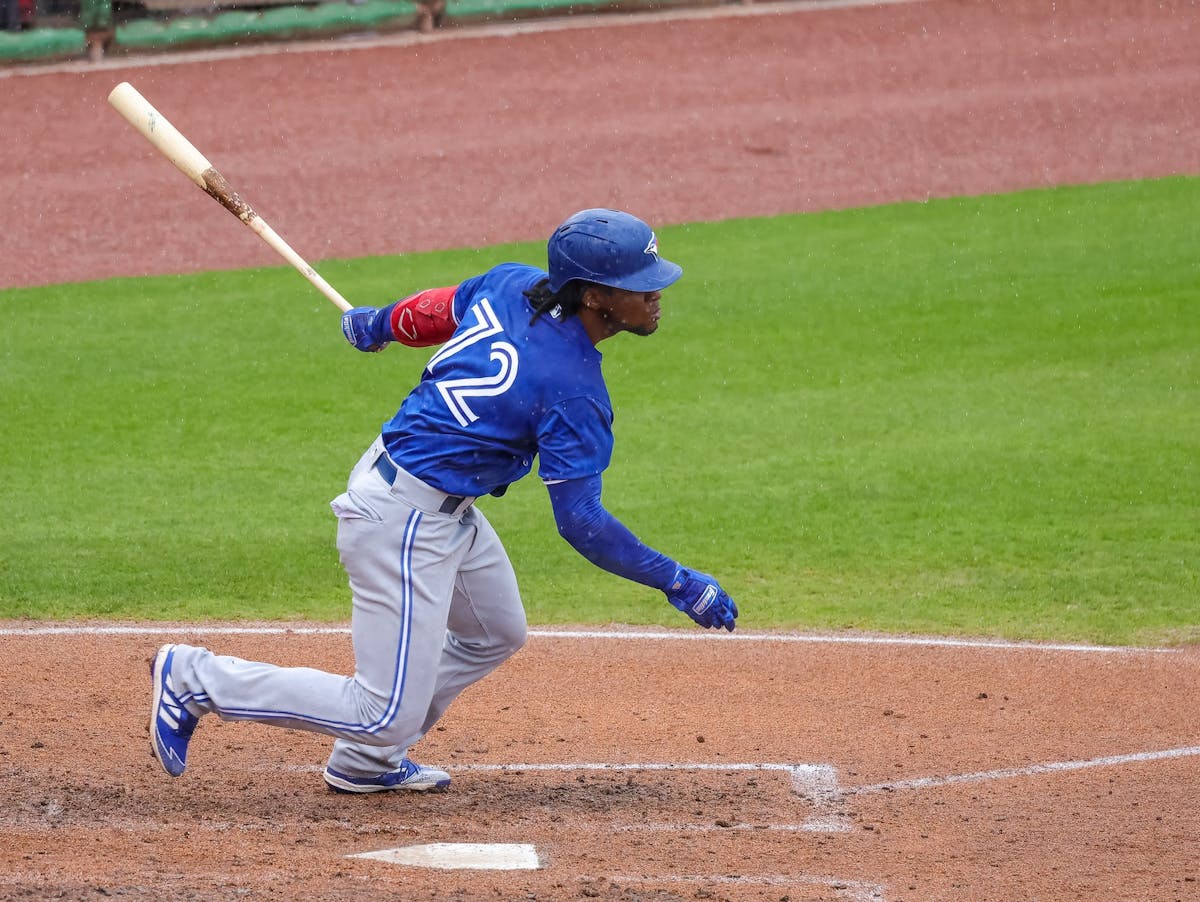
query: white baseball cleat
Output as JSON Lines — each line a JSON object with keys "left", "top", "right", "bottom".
{"left": 323, "top": 759, "right": 451, "bottom": 793}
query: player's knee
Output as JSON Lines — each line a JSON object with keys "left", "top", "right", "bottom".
{"left": 496, "top": 612, "right": 527, "bottom": 657}
{"left": 453, "top": 619, "right": 525, "bottom": 660}
{"left": 455, "top": 607, "right": 526, "bottom": 659}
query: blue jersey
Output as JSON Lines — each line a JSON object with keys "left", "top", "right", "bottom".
{"left": 382, "top": 263, "right": 614, "bottom": 497}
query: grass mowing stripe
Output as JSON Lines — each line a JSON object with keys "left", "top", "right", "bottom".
{"left": 1, "top": 178, "right": 1196, "bottom": 644}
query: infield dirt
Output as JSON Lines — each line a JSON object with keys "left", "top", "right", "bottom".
{"left": 2, "top": 626, "right": 1199, "bottom": 900}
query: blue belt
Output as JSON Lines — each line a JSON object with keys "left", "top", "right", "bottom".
{"left": 373, "top": 455, "right": 467, "bottom": 515}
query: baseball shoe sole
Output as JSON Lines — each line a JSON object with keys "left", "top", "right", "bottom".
{"left": 323, "top": 760, "right": 451, "bottom": 794}
{"left": 149, "top": 644, "right": 199, "bottom": 778}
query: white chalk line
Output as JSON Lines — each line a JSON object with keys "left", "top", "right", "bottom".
{"left": 454, "top": 760, "right": 830, "bottom": 788}
{"left": 284, "top": 759, "right": 848, "bottom": 830}
{"left": 596, "top": 873, "right": 886, "bottom": 901}
{"left": 292, "top": 758, "right": 837, "bottom": 793}
{"left": 469, "top": 746, "right": 1200, "bottom": 802}
{"left": 0, "top": 623, "right": 1175, "bottom": 654}
{"left": 845, "top": 744, "right": 1200, "bottom": 796}
{"left": 291, "top": 745, "right": 1200, "bottom": 827}
{"left": 0, "top": 0, "right": 930, "bottom": 79}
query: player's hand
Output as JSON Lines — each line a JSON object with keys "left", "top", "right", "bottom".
{"left": 665, "top": 567, "right": 737, "bottom": 632}
{"left": 341, "top": 306, "right": 392, "bottom": 353}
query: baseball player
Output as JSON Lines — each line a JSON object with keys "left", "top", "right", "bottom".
{"left": 149, "top": 208, "right": 737, "bottom": 792}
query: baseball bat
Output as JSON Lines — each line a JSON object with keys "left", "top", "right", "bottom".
{"left": 106, "top": 81, "right": 353, "bottom": 313}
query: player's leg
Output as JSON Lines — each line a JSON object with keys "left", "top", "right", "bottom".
{"left": 324, "top": 505, "right": 525, "bottom": 780}
{"left": 418, "top": 504, "right": 527, "bottom": 735}
{"left": 153, "top": 442, "right": 468, "bottom": 764}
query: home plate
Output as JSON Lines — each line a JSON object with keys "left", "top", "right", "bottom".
{"left": 350, "top": 843, "right": 541, "bottom": 870}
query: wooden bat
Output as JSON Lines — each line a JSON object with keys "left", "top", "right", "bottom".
{"left": 107, "top": 81, "right": 353, "bottom": 313}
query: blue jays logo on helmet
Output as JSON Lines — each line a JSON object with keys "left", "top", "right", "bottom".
{"left": 547, "top": 209, "right": 683, "bottom": 293}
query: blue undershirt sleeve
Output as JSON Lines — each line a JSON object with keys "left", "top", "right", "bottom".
{"left": 546, "top": 475, "right": 679, "bottom": 592}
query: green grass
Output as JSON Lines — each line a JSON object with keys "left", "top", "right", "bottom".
{"left": 2, "top": 178, "right": 1197, "bottom": 645}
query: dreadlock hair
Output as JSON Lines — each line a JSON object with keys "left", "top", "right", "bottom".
{"left": 524, "top": 278, "right": 590, "bottom": 325}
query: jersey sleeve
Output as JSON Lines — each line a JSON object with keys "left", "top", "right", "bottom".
{"left": 536, "top": 397, "right": 615, "bottom": 483}
{"left": 546, "top": 475, "right": 679, "bottom": 590}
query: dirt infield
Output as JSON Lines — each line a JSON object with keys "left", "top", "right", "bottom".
{"left": 1, "top": 626, "right": 1198, "bottom": 900}
{"left": 2, "top": 0, "right": 1199, "bottom": 899}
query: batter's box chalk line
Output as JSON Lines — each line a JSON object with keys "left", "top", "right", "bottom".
{"left": 842, "top": 743, "right": 1200, "bottom": 796}
{"left": 300, "top": 744, "right": 1200, "bottom": 839}
{"left": 290, "top": 759, "right": 853, "bottom": 831}
{"left": 595, "top": 874, "right": 887, "bottom": 902}
{"left": 460, "top": 761, "right": 854, "bottom": 833}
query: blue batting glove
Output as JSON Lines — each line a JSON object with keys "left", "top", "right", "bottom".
{"left": 665, "top": 567, "right": 738, "bottom": 632}
{"left": 341, "top": 305, "right": 394, "bottom": 353}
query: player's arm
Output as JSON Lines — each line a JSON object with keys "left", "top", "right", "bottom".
{"left": 340, "top": 287, "right": 458, "bottom": 352}
{"left": 546, "top": 475, "right": 738, "bottom": 632}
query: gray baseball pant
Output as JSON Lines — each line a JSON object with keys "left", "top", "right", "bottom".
{"left": 166, "top": 437, "right": 527, "bottom": 777}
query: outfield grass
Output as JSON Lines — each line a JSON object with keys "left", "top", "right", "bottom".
{"left": 1, "top": 178, "right": 1196, "bottom": 644}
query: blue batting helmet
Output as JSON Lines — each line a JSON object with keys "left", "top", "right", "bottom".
{"left": 546, "top": 209, "right": 683, "bottom": 293}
